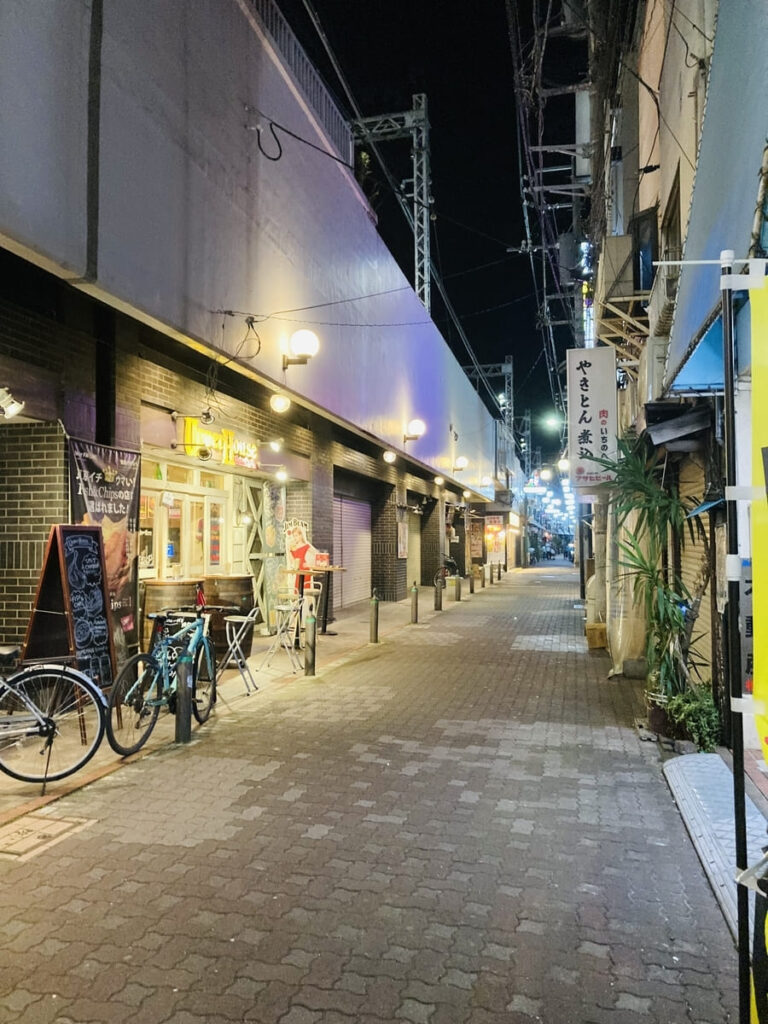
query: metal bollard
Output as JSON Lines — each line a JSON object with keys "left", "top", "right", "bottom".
{"left": 469, "top": 571, "right": 475, "bottom": 594}
{"left": 481, "top": 565, "right": 486, "bottom": 588}
{"left": 497, "top": 562, "right": 502, "bottom": 582}
{"left": 410, "top": 582, "right": 419, "bottom": 623}
{"left": 454, "top": 575, "right": 462, "bottom": 601}
{"left": 175, "top": 651, "right": 193, "bottom": 744}
{"left": 370, "top": 588, "right": 379, "bottom": 643}
{"left": 434, "top": 581, "right": 443, "bottom": 611}
{"left": 488, "top": 563, "right": 494, "bottom": 584}
{"left": 304, "top": 613, "right": 316, "bottom": 676}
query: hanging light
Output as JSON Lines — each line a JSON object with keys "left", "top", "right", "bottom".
{"left": 270, "top": 393, "right": 291, "bottom": 414}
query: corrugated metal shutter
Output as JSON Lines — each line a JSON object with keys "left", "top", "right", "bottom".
{"left": 678, "top": 458, "right": 712, "bottom": 681}
{"left": 406, "top": 511, "right": 422, "bottom": 587}
{"left": 333, "top": 496, "right": 371, "bottom": 608}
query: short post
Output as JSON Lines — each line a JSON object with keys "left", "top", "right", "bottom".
{"left": 175, "top": 652, "right": 193, "bottom": 744}
{"left": 434, "top": 581, "right": 443, "bottom": 611}
{"left": 410, "top": 582, "right": 419, "bottom": 623}
{"left": 488, "top": 563, "right": 494, "bottom": 584}
{"left": 481, "top": 565, "right": 486, "bottom": 588}
{"left": 469, "top": 570, "right": 475, "bottom": 594}
{"left": 497, "top": 562, "right": 502, "bottom": 582}
{"left": 454, "top": 575, "right": 462, "bottom": 601}
{"left": 370, "top": 588, "right": 379, "bottom": 643}
{"left": 304, "top": 612, "right": 316, "bottom": 676}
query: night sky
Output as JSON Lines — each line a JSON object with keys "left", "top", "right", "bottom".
{"left": 276, "top": 0, "right": 564, "bottom": 454}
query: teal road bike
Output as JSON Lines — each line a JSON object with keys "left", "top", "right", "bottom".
{"left": 106, "top": 609, "right": 217, "bottom": 757}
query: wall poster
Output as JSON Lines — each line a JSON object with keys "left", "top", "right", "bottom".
{"left": 69, "top": 439, "right": 141, "bottom": 662}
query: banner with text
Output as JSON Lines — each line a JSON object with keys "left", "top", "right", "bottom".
{"left": 69, "top": 439, "right": 141, "bottom": 659}
{"left": 566, "top": 348, "right": 617, "bottom": 489}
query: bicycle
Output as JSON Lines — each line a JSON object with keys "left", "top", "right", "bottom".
{"left": 0, "top": 646, "right": 106, "bottom": 786}
{"left": 433, "top": 556, "right": 459, "bottom": 588}
{"left": 106, "top": 608, "right": 217, "bottom": 757}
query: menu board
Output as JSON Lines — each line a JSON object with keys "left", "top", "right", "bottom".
{"left": 23, "top": 525, "right": 116, "bottom": 689}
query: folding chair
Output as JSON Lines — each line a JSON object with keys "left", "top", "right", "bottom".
{"left": 259, "top": 589, "right": 304, "bottom": 673}
{"left": 223, "top": 606, "right": 262, "bottom": 694}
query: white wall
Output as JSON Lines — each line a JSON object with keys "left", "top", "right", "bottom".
{"left": 0, "top": 0, "right": 497, "bottom": 494}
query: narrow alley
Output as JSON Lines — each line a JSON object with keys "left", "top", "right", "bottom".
{"left": 0, "top": 566, "right": 737, "bottom": 1023}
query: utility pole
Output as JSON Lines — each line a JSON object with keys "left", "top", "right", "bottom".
{"left": 353, "top": 94, "right": 432, "bottom": 311}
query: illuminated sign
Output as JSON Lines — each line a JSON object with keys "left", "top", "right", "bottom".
{"left": 183, "top": 418, "right": 261, "bottom": 470}
{"left": 566, "top": 347, "right": 617, "bottom": 487}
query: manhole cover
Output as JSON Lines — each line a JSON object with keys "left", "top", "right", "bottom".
{"left": 0, "top": 813, "right": 92, "bottom": 861}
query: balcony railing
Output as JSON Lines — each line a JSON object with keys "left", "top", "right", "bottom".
{"left": 248, "top": 0, "right": 354, "bottom": 165}
{"left": 647, "top": 246, "right": 681, "bottom": 337}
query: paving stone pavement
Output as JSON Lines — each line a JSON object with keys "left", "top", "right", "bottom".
{"left": 0, "top": 566, "right": 738, "bottom": 1023}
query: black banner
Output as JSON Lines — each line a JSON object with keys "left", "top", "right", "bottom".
{"left": 69, "top": 439, "right": 141, "bottom": 661}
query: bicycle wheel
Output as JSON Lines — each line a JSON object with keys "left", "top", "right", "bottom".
{"left": 192, "top": 640, "right": 216, "bottom": 724}
{"left": 0, "top": 666, "right": 105, "bottom": 783}
{"left": 107, "top": 653, "right": 162, "bottom": 756}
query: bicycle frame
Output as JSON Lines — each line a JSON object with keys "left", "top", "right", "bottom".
{"left": 136, "top": 611, "right": 214, "bottom": 708}
{"left": 0, "top": 664, "right": 106, "bottom": 740}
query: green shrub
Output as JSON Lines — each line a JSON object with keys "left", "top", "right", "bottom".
{"left": 666, "top": 686, "right": 721, "bottom": 752}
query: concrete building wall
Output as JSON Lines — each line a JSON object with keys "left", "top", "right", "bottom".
{"left": 0, "top": 0, "right": 497, "bottom": 494}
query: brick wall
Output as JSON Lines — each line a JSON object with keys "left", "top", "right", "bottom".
{"left": 0, "top": 422, "right": 68, "bottom": 645}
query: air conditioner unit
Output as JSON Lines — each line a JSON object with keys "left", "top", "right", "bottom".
{"left": 638, "top": 335, "right": 668, "bottom": 409}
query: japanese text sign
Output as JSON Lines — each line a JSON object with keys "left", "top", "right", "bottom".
{"left": 566, "top": 348, "right": 617, "bottom": 488}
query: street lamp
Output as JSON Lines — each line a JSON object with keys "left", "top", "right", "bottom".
{"left": 283, "top": 329, "right": 319, "bottom": 370}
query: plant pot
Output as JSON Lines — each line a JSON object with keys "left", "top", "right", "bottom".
{"left": 647, "top": 703, "right": 670, "bottom": 736}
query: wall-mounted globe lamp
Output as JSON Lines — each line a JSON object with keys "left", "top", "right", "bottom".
{"left": 383, "top": 450, "right": 397, "bottom": 464}
{"left": 453, "top": 456, "right": 468, "bottom": 472}
{"left": 434, "top": 475, "right": 445, "bottom": 486}
{"left": 462, "top": 489, "right": 471, "bottom": 499}
{"left": 275, "top": 467, "right": 288, "bottom": 483}
{"left": 283, "top": 329, "right": 319, "bottom": 371}
{"left": 403, "top": 418, "right": 426, "bottom": 443}
{"left": 270, "top": 393, "right": 291, "bottom": 414}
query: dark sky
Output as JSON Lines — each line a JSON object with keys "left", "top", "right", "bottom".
{"left": 276, "top": 0, "right": 560, "bottom": 444}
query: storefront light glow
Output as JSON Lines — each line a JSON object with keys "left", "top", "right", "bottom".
{"left": 275, "top": 468, "right": 288, "bottom": 482}
{"left": 383, "top": 450, "right": 397, "bottom": 464}
{"left": 288, "top": 329, "right": 320, "bottom": 359}
{"left": 434, "top": 475, "right": 445, "bottom": 486}
{"left": 270, "top": 393, "right": 291, "bottom": 414}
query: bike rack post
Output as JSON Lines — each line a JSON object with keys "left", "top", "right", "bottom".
{"left": 434, "top": 581, "right": 443, "bottom": 611}
{"left": 175, "top": 651, "right": 193, "bottom": 744}
{"left": 370, "top": 588, "right": 379, "bottom": 643}
{"left": 410, "top": 582, "right": 418, "bottom": 623}
{"left": 304, "top": 612, "right": 316, "bottom": 676}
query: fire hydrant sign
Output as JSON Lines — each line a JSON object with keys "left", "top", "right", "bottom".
{"left": 566, "top": 348, "right": 617, "bottom": 488}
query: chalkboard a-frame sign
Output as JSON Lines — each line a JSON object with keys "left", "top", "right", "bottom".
{"left": 23, "top": 525, "right": 116, "bottom": 690}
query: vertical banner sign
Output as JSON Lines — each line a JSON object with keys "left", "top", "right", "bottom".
{"left": 750, "top": 286, "right": 768, "bottom": 1024}
{"left": 69, "top": 440, "right": 141, "bottom": 662}
{"left": 566, "top": 348, "right": 617, "bottom": 488}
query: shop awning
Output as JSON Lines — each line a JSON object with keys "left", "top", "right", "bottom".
{"left": 665, "top": 0, "right": 768, "bottom": 391}
{"left": 668, "top": 316, "right": 723, "bottom": 393}
{"left": 687, "top": 498, "right": 724, "bottom": 518}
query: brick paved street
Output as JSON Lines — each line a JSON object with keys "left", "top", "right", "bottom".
{"left": 0, "top": 566, "right": 737, "bottom": 1023}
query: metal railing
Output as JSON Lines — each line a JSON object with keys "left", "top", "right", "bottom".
{"left": 249, "top": 0, "right": 354, "bottom": 165}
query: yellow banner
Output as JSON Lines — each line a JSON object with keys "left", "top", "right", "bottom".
{"left": 752, "top": 288, "right": 768, "bottom": 769}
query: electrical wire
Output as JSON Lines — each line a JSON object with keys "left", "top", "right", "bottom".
{"left": 246, "top": 104, "right": 354, "bottom": 170}
{"left": 298, "top": 0, "right": 505, "bottom": 416}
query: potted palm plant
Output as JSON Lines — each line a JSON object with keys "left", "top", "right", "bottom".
{"left": 592, "top": 433, "right": 705, "bottom": 732}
